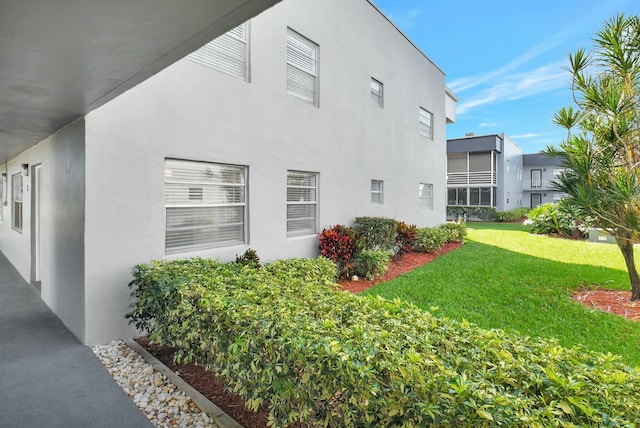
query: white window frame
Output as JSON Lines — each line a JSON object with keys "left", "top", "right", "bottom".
{"left": 419, "top": 183, "right": 433, "bottom": 211}
{"left": 286, "top": 28, "right": 319, "bottom": 106}
{"left": 287, "top": 171, "right": 318, "bottom": 237}
{"left": 12, "top": 172, "right": 23, "bottom": 232}
{"left": 370, "top": 78, "right": 383, "bottom": 108}
{"left": 371, "top": 179, "right": 383, "bottom": 204}
{"left": 164, "top": 159, "right": 247, "bottom": 254}
{"left": 419, "top": 107, "right": 434, "bottom": 139}
{"left": 187, "top": 22, "right": 250, "bottom": 81}
{"left": 0, "top": 173, "right": 4, "bottom": 222}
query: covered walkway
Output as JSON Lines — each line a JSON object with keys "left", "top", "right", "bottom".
{"left": 0, "top": 251, "right": 153, "bottom": 428}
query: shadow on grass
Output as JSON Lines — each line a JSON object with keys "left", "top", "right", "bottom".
{"left": 363, "top": 239, "right": 640, "bottom": 367}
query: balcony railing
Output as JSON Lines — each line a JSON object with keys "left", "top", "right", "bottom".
{"left": 447, "top": 171, "right": 496, "bottom": 186}
{"left": 522, "top": 179, "right": 559, "bottom": 191}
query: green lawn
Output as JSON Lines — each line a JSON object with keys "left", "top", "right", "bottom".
{"left": 363, "top": 222, "right": 640, "bottom": 367}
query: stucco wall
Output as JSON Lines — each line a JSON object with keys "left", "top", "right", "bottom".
{"left": 497, "top": 134, "right": 523, "bottom": 211}
{"left": 83, "top": 0, "right": 449, "bottom": 344}
{"left": 0, "top": 119, "right": 86, "bottom": 339}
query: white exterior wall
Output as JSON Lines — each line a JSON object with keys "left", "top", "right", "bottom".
{"left": 497, "top": 134, "right": 523, "bottom": 211}
{"left": 0, "top": 120, "right": 86, "bottom": 339}
{"left": 523, "top": 165, "right": 562, "bottom": 207}
{"left": 82, "top": 0, "right": 449, "bottom": 343}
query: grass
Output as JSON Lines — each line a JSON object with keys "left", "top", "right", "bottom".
{"left": 363, "top": 222, "right": 640, "bottom": 367}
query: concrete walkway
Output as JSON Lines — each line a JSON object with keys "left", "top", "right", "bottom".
{"left": 0, "top": 251, "right": 153, "bottom": 428}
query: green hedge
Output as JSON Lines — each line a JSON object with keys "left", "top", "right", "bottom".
{"left": 354, "top": 249, "right": 390, "bottom": 280}
{"left": 496, "top": 208, "right": 530, "bottom": 222}
{"left": 352, "top": 217, "right": 397, "bottom": 252}
{"left": 127, "top": 258, "right": 640, "bottom": 427}
{"left": 447, "top": 206, "right": 497, "bottom": 221}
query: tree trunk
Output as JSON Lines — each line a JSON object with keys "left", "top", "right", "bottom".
{"left": 617, "top": 237, "right": 640, "bottom": 301}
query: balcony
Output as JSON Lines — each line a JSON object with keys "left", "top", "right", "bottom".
{"left": 522, "top": 179, "right": 559, "bottom": 191}
{"left": 447, "top": 171, "right": 496, "bottom": 186}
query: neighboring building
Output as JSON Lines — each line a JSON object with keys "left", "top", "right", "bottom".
{"left": 0, "top": 0, "right": 457, "bottom": 344}
{"left": 446, "top": 134, "right": 567, "bottom": 214}
{"left": 446, "top": 133, "right": 523, "bottom": 212}
{"left": 522, "top": 153, "right": 568, "bottom": 207}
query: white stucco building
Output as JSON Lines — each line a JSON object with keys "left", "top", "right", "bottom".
{"left": 0, "top": 0, "right": 456, "bottom": 344}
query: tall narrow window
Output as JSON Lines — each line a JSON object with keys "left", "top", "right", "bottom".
{"left": 0, "top": 174, "right": 4, "bottom": 222}
{"left": 419, "top": 183, "right": 433, "bottom": 211}
{"left": 164, "top": 159, "right": 247, "bottom": 254}
{"left": 188, "top": 22, "right": 249, "bottom": 81}
{"left": 287, "top": 171, "right": 318, "bottom": 237}
{"left": 371, "top": 180, "right": 383, "bottom": 204}
{"left": 12, "top": 172, "right": 23, "bottom": 232}
{"left": 418, "top": 107, "right": 433, "bottom": 139}
{"left": 370, "top": 78, "right": 383, "bottom": 107}
{"left": 286, "top": 29, "right": 319, "bottom": 106}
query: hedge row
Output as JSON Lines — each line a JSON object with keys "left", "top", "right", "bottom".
{"left": 128, "top": 258, "right": 640, "bottom": 427}
{"left": 447, "top": 206, "right": 530, "bottom": 222}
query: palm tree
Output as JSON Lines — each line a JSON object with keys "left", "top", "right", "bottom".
{"left": 549, "top": 14, "right": 640, "bottom": 299}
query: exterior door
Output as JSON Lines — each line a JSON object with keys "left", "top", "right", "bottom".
{"left": 531, "top": 193, "right": 542, "bottom": 207}
{"left": 31, "top": 164, "right": 42, "bottom": 287}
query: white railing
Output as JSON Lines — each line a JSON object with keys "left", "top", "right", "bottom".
{"left": 447, "top": 171, "right": 496, "bottom": 185}
{"left": 522, "top": 179, "right": 559, "bottom": 190}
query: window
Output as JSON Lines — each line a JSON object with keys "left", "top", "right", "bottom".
{"left": 448, "top": 187, "right": 467, "bottom": 206}
{"left": 370, "top": 78, "right": 383, "bottom": 107}
{"left": 187, "top": 22, "right": 249, "bottom": 81}
{"left": 469, "top": 187, "right": 492, "bottom": 206}
{"left": 0, "top": 174, "right": 4, "bottom": 222}
{"left": 371, "top": 180, "right": 383, "bottom": 204}
{"left": 531, "top": 169, "right": 542, "bottom": 188}
{"left": 287, "top": 171, "right": 318, "bottom": 237}
{"left": 286, "top": 29, "right": 318, "bottom": 106}
{"left": 418, "top": 183, "right": 433, "bottom": 211}
{"left": 418, "top": 107, "right": 433, "bottom": 139}
{"left": 12, "top": 172, "right": 23, "bottom": 232}
{"left": 164, "top": 159, "right": 247, "bottom": 254}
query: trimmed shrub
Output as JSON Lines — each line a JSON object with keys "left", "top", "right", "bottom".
{"left": 414, "top": 227, "right": 448, "bottom": 253}
{"left": 439, "top": 222, "right": 467, "bottom": 243}
{"left": 447, "top": 206, "right": 497, "bottom": 221}
{"left": 394, "top": 221, "right": 417, "bottom": 257}
{"left": 317, "top": 225, "right": 357, "bottom": 279}
{"left": 354, "top": 249, "right": 390, "bottom": 280}
{"left": 524, "top": 202, "right": 585, "bottom": 237}
{"left": 235, "top": 248, "right": 261, "bottom": 268}
{"left": 128, "top": 258, "right": 640, "bottom": 427}
{"left": 496, "top": 207, "right": 530, "bottom": 222}
{"left": 352, "top": 217, "right": 396, "bottom": 252}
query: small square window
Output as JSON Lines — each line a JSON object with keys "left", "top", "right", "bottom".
{"left": 370, "top": 78, "right": 383, "bottom": 108}
{"left": 371, "top": 180, "right": 383, "bottom": 204}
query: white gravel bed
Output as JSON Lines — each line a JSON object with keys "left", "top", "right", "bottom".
{"left": 92, "top": 340, "right": 217, "bottom": 428}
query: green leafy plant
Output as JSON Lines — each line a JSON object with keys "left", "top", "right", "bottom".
{"left": 317, "top": 225, "right": 358, "bottom": 279}
{"left": 439, "top": 222, "right": 468, "bottom": 243}
{"left": 524, "top": 202, "right": 584, "bottom": 237}
{"left": 127, "top": 256, "right": 640, "bottom": 427}
{"left": 352, "top": 217, "right": 396, "bottom": 252}
{"left": 414, "top": 227, "right": 448, "bottom": 253}
{"left": 354, "top": 249, "right": 390, "bottom": 280}
{"left": 235, "top": 248, "right": 261, "bottom": 268}
{"left": 496, "top": 208, "right": 530, "bottom": 222}
{"left": 447, "top": 206, "right": 497, "bottom": 221}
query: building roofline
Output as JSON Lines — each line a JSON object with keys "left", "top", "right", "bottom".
{"left": 366, "top": 0, "right": 446, "bottom": 76}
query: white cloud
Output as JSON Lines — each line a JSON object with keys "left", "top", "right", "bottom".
{"left": 455, "top": 62, "right": 568, "bottom": 115}
{"left": 510, "top": 133, "right": 544, "bottom": 139}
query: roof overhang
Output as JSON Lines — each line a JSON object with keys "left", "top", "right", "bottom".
{"left": 0, "top": 0, "right": 282, "bottom": 164}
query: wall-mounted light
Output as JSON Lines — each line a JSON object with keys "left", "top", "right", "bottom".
{"left": 22, "top": 163, "right": 29, "bottom": 176}
{"left": 1, "top": 172, "right": 6, "bottom": 178}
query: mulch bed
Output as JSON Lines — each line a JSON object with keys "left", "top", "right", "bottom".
{"left": 573, "top": 288, "right": 640, "bottom": 321}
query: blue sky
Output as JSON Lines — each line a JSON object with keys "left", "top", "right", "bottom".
{"left": 373, "top": 0, "right": 640, "bottom": 153}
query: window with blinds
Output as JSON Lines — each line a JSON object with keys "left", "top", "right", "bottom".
{"left": 286, "top": 29, "right": 318, "bottom": 106}
{"left": 287, "top": 171, "right": 318, "bottom": 237}
{"left": 187, "top": 22, "right": 249, "bottom": 81}
{"left": 12, "top": 172, "right": 23, "bottom": 232}
{"left": 419, "top": 183, "right": 433, "bottom": 211}
{"left": 371, "top": 180, "right": 383, "bottom": 204}
{"left": 419, "top": 107, "right": 434, "bottom": 139}
{"left": 164, "top": 159, "right": 247, "bottom": 254}
{"left": 371, "top": 78, "right": 383, "bottom": 107}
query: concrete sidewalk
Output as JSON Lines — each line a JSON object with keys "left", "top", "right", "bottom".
{"left": 0, "top": 251, "right": 153, "bottom": 428}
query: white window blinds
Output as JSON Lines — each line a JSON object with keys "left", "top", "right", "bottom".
{"left": 419, "top": 107, "right": 433, "bottom": 139}
{"left": 165, "top": 159, "right": 247, "bottom": 254}
{"left": 286, "top": 29, "right": 318, "bottom": 105}
{"left": 371, "top": 180, "right": 383, "bottom": 204}
{"left": 371, "top": 78, "right": 383, "bottom": 107}
{"left": 188, "top": 23, "right": 249, "bottom": 81}
{"left": 419, "top": 183, "right": 433, "bottom": 211}
{"left": 287, "top": 171, "right": 318, "bottom": 237}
